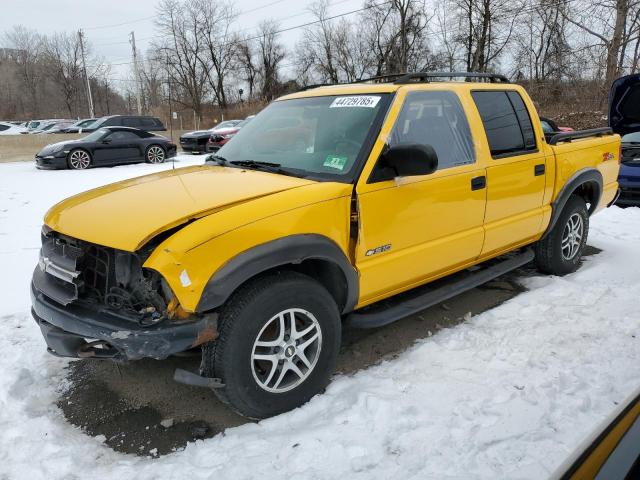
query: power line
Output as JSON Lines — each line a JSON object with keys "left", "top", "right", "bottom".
{"left": 84, "top": 15, "right": 156, "bottom": 31}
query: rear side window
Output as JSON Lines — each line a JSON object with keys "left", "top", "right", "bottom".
{"left": 472, "top": 91, "right": 537, "bottom": 157}
{"left": 122, "top": 117, "right": 141, "bottom": 127}
{"left": 389, "top": 91, "right": 475, "bottom": 170}
{"left": 0, "top": 124, "right": 9, "bottom": 131}
{"left": 103, "top": 117, "right": 122, "bottom": 127}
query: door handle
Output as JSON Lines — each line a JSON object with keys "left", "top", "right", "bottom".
{"left": 534, "top": 164, "right": 545, "bottom": 176}
{"left": 471, "top": 176, "right": 486, "bottom": 191}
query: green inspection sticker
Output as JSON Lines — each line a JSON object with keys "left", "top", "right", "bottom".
{"left": 323, "top": 155, "right": 348, "bottom": 170}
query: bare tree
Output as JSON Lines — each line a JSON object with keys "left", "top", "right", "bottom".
{"left": 455, "top": 0, "right": 521, "bottom": 72}
{"left": 4, "top": 26, "right": 43, "bottom": 117}
{"left": 562, "top": 0, "right": 640, "bottom": 86}
{"left": 154, "top": 0, "right": 209, "bottom": 121}
{"left": 256, "top": 21, "right": 286, "bottom": 100}
{"left": 195, "top": 0, "right": 238, "bottom": 108}
{"left": 43, "top": 32, "right": 86, "bottom": 116}
{"left": 513, "top": 0, "right": 570, "bottom": 81}
{"left": 237, "top": 40, "right": 258, "bottom": 99}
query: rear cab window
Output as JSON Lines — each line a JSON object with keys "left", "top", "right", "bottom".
{"left": 471, "top": 90, "right": 537, "bottom": 158}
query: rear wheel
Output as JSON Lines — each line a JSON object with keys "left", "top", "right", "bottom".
{"left": 535, "top": 195, "right": 589, "bottom": 275}
{"left": 67, "top": 149, "right": 91, "bottom": 169}
{"left": 201, "top": 271, "right": 341, "bottom": 419}
{"left": 145, "top": 145, "right": 166, "bottom": 163}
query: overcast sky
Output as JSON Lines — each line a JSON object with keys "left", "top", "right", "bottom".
{"left": 1, "top": 0, "right": 364, "bottom": 86}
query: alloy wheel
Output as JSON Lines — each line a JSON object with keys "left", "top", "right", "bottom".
{"left": 561, "top": 213, "right": 584, "bottom": 260}
{"left": 68, "top": 150, "right": 90, "bottom": 169}
{"left": 251, "top": 308, "right": 322, "bottom": 393}
{"left": 147, "top": 146, "right": 165, "bottom": 163}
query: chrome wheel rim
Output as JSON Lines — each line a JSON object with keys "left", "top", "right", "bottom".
{"left": 69, "top": 150, "right": 90, "bottom": 169}
{"left": 147, "top": 146, "right": 165, "bottom": 163}
{"left": 251, "top": 308, "right": 322, "bottom": 393}
{"left": 561, "top": 213, "right": 584, "bottom": 260}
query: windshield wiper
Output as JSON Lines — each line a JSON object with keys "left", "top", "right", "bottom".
{"left": 229, "top": 160, "right": 308, "bottom": 178}
{"left": 207, "top": 154, "right": 228, "bottom": 165}
{"left": 230, "top": 160, "right": 281, "bottom": 169}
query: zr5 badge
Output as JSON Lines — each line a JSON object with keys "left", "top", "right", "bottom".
{"left": 365, "top": 244, "right": 392, "bottom": 256}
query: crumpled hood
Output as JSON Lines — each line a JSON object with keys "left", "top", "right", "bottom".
{"left": 44, "top": 165, "right": 316, "bottom": 251}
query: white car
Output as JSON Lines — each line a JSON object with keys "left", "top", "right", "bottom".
{"left": 0, "top": 122, "right": 28, "bottom": 135}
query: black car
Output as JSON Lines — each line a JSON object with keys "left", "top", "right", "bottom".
{"left": 35, "top": 127, "right": 177, "bottom": 170}
{"left": 76, "top": 115, "right": 166, "bottom": 133}
{"left": 179, "top": 120, "right": 242, "bottom": 153}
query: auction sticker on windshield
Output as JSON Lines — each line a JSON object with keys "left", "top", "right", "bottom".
{"left": 323, "top": 155, "right": 348, "bottom": 170}
{"left": 330, "top": 96, "right": 381, "bottom": 108}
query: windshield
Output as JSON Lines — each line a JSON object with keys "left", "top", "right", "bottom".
{"left": 82, "top": 128, "right": 109, "bottom": 142}
{"left": 216, "top": 95, "right": 389, "bottom": 180}
{"left": 622, "top": 132, "right": 640, "bottom": 143}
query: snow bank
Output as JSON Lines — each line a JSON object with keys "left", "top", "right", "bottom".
{"left": 0, "top": 158, "right": 638, "bottom": 479}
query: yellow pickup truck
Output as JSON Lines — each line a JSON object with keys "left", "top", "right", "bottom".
{"left": 31, "top": 72, "right": 620, "bottom": 419}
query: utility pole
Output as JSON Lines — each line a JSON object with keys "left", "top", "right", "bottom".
{"left": 78, "top": 29, "right": 95, "bottom": 118}
{"left": 166, "top": 54, "right": 174, "bottom": 154}
{"left": 129, "top": 31, "right": 143, "bottom": 115}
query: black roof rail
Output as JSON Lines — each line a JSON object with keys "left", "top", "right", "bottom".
{"left": 548, "top": 127, "right": 614, "bottom": 145}
{"left": 352, "top": 73, "right": 407, "bottom": 84}
{"left": 299, "top": 83, "right": 336, "bottom": 91}
{"left": 393, "top": 71, "right": 510, "bottom": 84}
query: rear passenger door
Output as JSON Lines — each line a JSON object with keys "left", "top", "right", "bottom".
{"left": 355, "top": 90, "right": 487, "bottom": 305}
{"left": 472, "top": 90, "right": 547, "bottom": 256}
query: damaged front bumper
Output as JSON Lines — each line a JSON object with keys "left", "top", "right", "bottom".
{"left": 31, "top": 282, "right": 218, "bottom": 361}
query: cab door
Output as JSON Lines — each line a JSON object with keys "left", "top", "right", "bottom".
{"left": 471, "top": 90, "right": 547, "bottom": 256}
{"left": 355, "top": 90, "right": 487, "bottom": 306}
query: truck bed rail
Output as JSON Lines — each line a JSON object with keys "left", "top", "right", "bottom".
{"left": 548, "top": 127, "right": 614, "bottom": 145}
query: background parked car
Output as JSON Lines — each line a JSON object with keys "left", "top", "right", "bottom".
{"left": 179, "top": 119, "right": 242, "bottom": 153}
{"left": 0, "top": 121, "right": 28, "bottom": 135}
{"left": 206, "top": 115, "right": 254, "bottom": 152}
{"left": 80, "top": 115, "right": 166, "bottom": 133}
{"left": 35, "top": 126, "right": 176, "bottom": 170}
{"left": 31, "top": 120, "right": 75, "bottom": 134}
{"left": 61, "top": 118, "right": 97, "bottom": 134}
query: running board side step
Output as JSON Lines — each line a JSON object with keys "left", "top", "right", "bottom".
{"left": 345, "top": 249, "right": 534, "bottom": 329}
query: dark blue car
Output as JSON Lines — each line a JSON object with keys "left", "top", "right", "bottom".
{"left": 609, "top": 74, "right": 640, "bottom": 206}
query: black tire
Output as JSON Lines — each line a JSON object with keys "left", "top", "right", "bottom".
{"left": 201, "top": 271, "right": 341, "bottom": 419}
{"left": 145, "top": 144, "right": 166, "bottom": 163}
{"left": 535, "top": 195, "right": 589, "bottom": 275}
{"left": 66, "top": 149, "right": 92, "bottom": 170}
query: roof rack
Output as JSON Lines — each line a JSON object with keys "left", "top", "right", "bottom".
{"left": 393, "top": 71, "right": 510, "bottom": 84}
{"left": 296, "top": 71, "right": 510, "bottom": 92}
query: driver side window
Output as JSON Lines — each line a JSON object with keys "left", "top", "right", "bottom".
{"left": 389, "top": 91, "right": 475, "bottom": 170}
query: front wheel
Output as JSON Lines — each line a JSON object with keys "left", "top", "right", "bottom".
{"left": 67, "top": 149, "right": 92, "bottom": 169}
{"left": 145, "top": 144, "right": 166, "bottom": 163}
{"left": 201, "top": 271, "right": 341, "bottom": 419}
{"left": 535, "top": 195, "right": 589, "bottom": 275}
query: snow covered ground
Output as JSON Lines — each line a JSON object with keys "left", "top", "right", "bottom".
{"left": 0, "top": 157, "right": 638, "bottom": 479}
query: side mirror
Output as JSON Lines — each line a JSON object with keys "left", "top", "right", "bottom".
{"left": 371, "top": 143, "right": 438, "bottom": 182}
{"left": 101, "top": 138, "right": 112, "bottom": 144}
